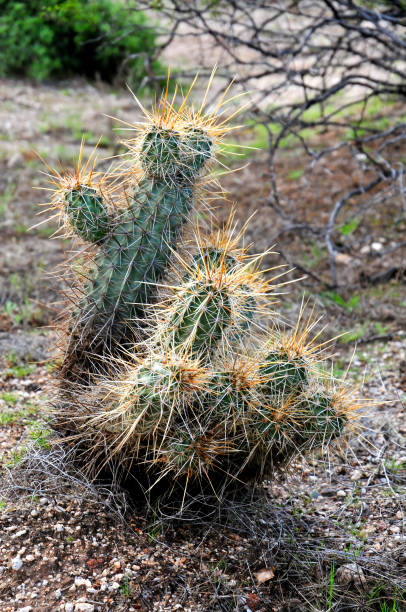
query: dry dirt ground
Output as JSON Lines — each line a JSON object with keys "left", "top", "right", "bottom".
{"left": 0, "top": 77, "right": 405, "bottom": 611}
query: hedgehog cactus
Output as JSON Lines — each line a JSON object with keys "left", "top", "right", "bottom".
{"left": 40, "top": 75, "right": 365, "bottom": 505}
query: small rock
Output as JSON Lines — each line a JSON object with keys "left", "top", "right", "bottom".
{"left": 54, "top": 589, "right": 62, "bottom": 599}
{"left": 17, "top": 607, "right": 32, "bottom": 612}
{"left": 337, "top": 490, "right": 346, "bottom": 498}
{"left": 321, "top": 488, "right": 336, "bottom": 497}
{"left": 335, "top": 253, "right": 353, "bottom": 265}
{"left": 350, "top": 470, "right": 362, "bottom": 481}
{"left": 24, "top": 555, "right": 35, "bottom": 562}
{"left": 11, "top": 557, "right": 23, "bottom": 571}
{"left": 74, "top": 604, "right": 94, "bottom": 612}
{"left": 55, "top": 524, "right": 64, "bottom": 532}
{"left": 7, "top": 151, "right": 24, "bottom": 168}
{"left": 74, "top": 577, "right": 91, "bottom": 588}
{"left": 110, "top": 581, "right": 120, "bottom": 590}
{"left": 65, "top": 604, "right": 74, "bottom": 612}
{"left": 39, "top": 497, "right": 49, "bottom": 506}
{"left": 371, "top": 242, "right": 383, "bottom": 252}
{"left": 336, "top": 563, "right": 366, "bottom": 586}
{"left": 15, "top": 529, "right": 27, "bottom": 538}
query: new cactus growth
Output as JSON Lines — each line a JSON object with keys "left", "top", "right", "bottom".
{"left": 40, "top": 75, "right": 367, "bottom": 506}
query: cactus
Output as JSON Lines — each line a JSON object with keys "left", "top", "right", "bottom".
{"left": 41, "top": 77, "right": 234, "bottom": 377}
{"left": 40, "top": 75, "right": 366, "bottom": 507}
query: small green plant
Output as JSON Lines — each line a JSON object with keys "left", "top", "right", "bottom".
{"left": 288, "top": 168, "right": 304, "bottom": 180}
{"left": 29, "top": 423, "right": 51, "bottom": 449}
{"left": 339, "top": 216, "right": 361, "bottom": 236}
{"left": 340, "top": 322, "right": 368, "bottom": 344}
{"left": 322, "top": 291, "right": 360, "bottom": 311}
{"left": 0, "top": 392, "right": 18, "bottom": 405}
{"left": 375, "top": 322, "right": 390, "bottom": 335}
{"left": 0, "top": 183, "right": 15, "bottom": 215}
{"left": 2, "top": 299, "right": 42, "bottom": 328}
{"left": 327, "top": 561, "right": 335, "bottom": 611}
{"left": 369, "top": 584, "right": 405, "bottom": 612}
{"left": 7, "top": 364, "right": 35, "bottom": 379}
{"left": 120, "top": 575, "right": 131, "bottom": 598}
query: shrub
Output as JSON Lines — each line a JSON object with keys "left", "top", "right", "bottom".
{"left": 0, "top": 0, "right": 160, "bottom": 84}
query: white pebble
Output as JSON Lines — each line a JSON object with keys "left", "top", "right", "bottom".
{"left": 74, "top": 604, "right": 94, "bottom": 612}
{"left": 65, "top": 604, "right": 74, "bottom": 612}
{"left": 74, "top": 577, "right": 91, "bottom": 588}
{"left": 11, "top": 557, "right": 23, "bottom": 571}
{"left": 55, "top": 524, "right": 64, "bottom": 532}
{"left": 350, "top": 470, "right": 362, "bottom": 481}
{"left": 109, "top": 581, "right": 120, "bottom": 590}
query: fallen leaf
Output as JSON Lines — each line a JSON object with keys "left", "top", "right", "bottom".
{"left": 254, "top": 567, "right": 275, "bottom": 585}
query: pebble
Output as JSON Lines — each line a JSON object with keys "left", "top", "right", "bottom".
{"left": 54, "top": 589, "right": 62, "bottom": 599}
{"left": 336, "top": 563, "right": 366, "bottom": 586}
{"left": 11, "top": 557, "right": 23, "bottom": 571}
{"left": 65, "top": 604, "right": 74, "bottom": 612}
{"left": 55, "top": 524, "right": 64, "bottom": 532}
{"left": 74, "top": 577, "right": 91, "bottom": 588}
{"left": 110, "top": 581, "right": 120, "bottom": 590}
{"left": 336, "top": 490, "right": 346, "bottom": 498}
{"left": 350, "top": 470, "right": 362, "bottom": 481}
{"left": 39, "top": 497, "right": 49, "bottom": 506}
{"left": 17, "top": 607, "right": 32, "bottom": 612}
{"left": 24, "top": 555, "right": 35, "bottom": 562}
{"left": 74, "top": 604, "right": 94, "bottom": 612}
{"left": 7, "top": 151, "right": 24, "bottom": 169}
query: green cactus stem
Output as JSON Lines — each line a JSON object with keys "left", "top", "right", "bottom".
{"left": 163, "top": 282, "right": 232, "bottom": 357}
{"left": 304, "top": 392, "right": 347, "bottom": 441}
{"left": 259, "top": 351, "right": 308, "bottom": 394}
{"left": 65, "top": 186, "right": 110, "bottom": 243}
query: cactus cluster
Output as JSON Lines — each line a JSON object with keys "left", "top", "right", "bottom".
{"left": 40, "top": 75, "right": 363, "bottom": 502}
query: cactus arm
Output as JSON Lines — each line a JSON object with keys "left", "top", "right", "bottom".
{"left": 166, "top": 283, "right": 232, "bottom": 357}
{"left": 65, "top": 186, "right": 110, "bottom": 243}
{"left": 83, "top": 177, "right": 192, "bottom": 325}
